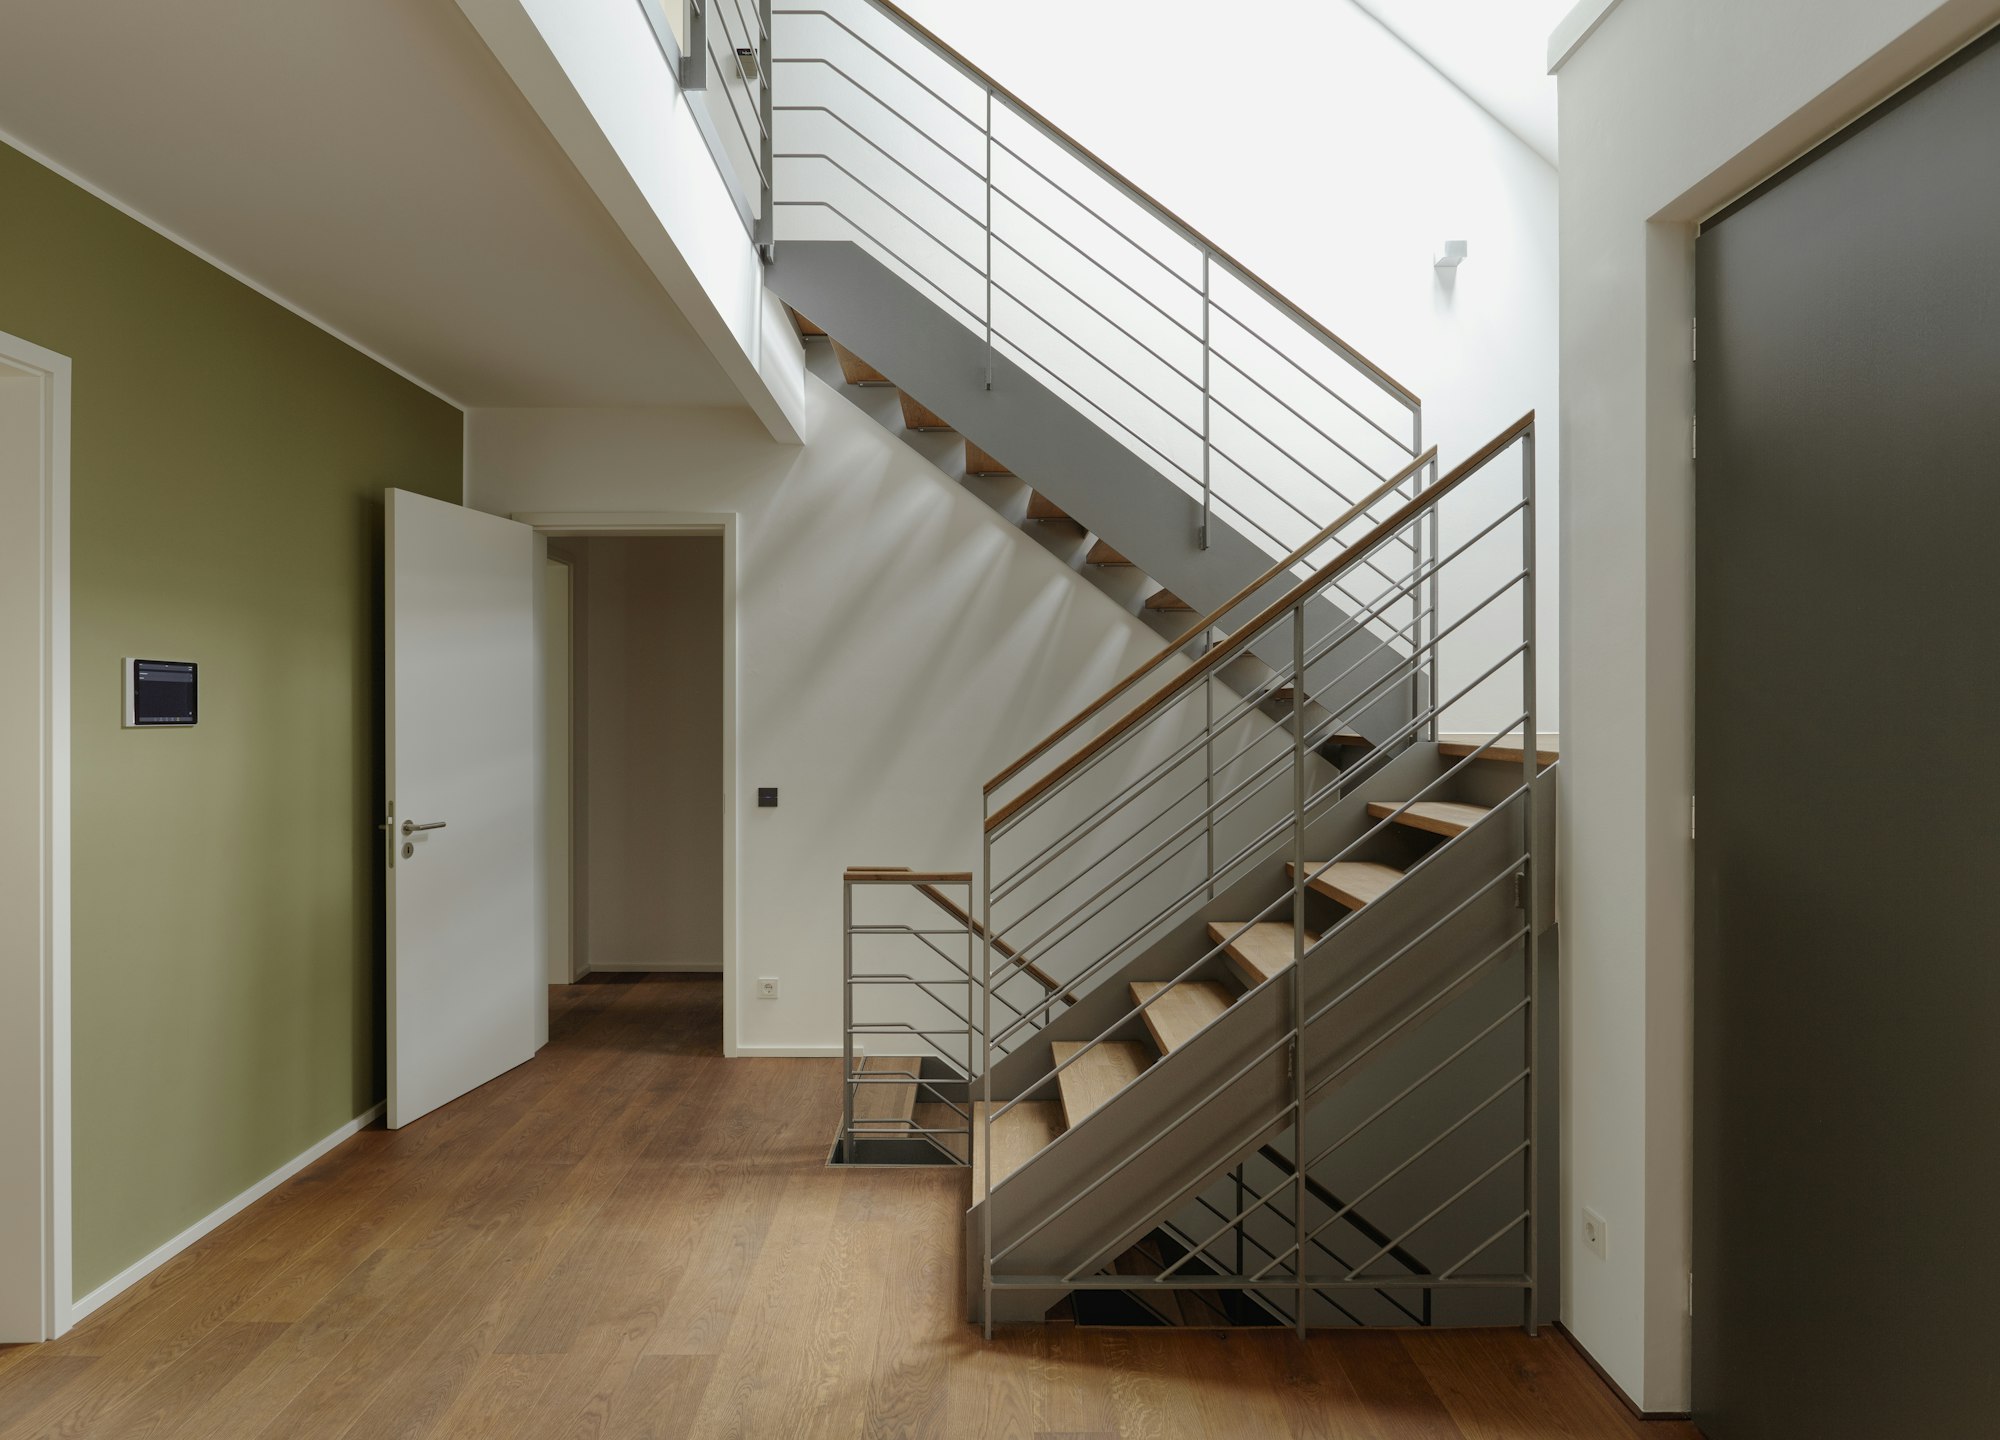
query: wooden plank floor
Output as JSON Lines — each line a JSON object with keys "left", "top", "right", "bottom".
{"left": 0, "top": 976, "right": 1701, "bottom": 1439}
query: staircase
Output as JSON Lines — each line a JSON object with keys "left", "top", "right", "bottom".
{"left": 748, "top": 0, "right": 1555, "bottom": 1334}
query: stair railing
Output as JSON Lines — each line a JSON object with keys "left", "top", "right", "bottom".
{"left": 765, "top": 0, "right": 1422, "bottom": 561}
{"left": 976, "top": 413, "right": 1542, "bottom": 1335}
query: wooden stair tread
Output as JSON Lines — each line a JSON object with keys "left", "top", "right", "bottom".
{"left": 1439, "top": 740, "right": 1559, "bottom": 767}
{"left": 1049, "top": 1041, "right": 1151, "bottom": 1127}
{"left": 911, "top": 1101, "right": 968, "bottom": 1161}
{"left": 1025, "top": 491, "right": 1071, "bottom": 521}
{"left": 966, "top": 442, "right": 1011, "bottom": 476}
{"left": 850, "top": 1054, "right": 921, "bottom": 1129}
{"left": 1129, "top": 980, "right": 1234, "bottom": 1053}
{"left": 1207, "top": 921, "right": 1320, "bottom": 985}
{"left": 1145, "top": 590, "right": 1194, "bottom": 612}
{"left": 1287, "top": 860, "right": 1404, "bottom": 910}
{"left": 972, "top": 1101, "right": 1064, "bottom": 1188}
{"left": 898, "top": 392, "right": 952, "bottom": 431}
{"left": 1085, "top": 540, "right": 1133, "bottom": 566}
{"left": 1366, "top": 799, "right": 1491, "bottom": 839}
{"left": 789, "top": 309, "right": 827, "bottom": 338}
{"left": 831, "top": 341, "right": 891, "bottom": 386}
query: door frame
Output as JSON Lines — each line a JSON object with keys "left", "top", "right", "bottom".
{"left": 1, "top": 328, "right": 72, "bottom": 1341}
{"left": 512, "top": 512, "right": 740, "bottom": 1055}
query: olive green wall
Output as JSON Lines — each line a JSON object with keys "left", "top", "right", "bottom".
{"left": 0, "top": 142, "right": 463, "bottom": 1294}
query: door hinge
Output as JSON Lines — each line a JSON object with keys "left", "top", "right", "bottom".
{"left": 1688, "top": 1271, "right": 1695, "bottom": 1317}
{"left": 1691, "top": 317, "right": 1698, "bottom": 363}
{"left": 1691, "top": 414, "right": 1698, "bottom": 460}
{"left": 1690, "top": 795, "right": 1697, "bottom": 841}
{"left": 1515, "top": 869, "right": 1527, "bottom": 910}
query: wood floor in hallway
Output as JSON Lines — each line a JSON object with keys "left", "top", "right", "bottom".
{"left": 0, "top": 975, "right": 1699, "bottom": 1439}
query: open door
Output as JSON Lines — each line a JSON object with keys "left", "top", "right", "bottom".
{"left": 386, "top": 489, "right": 542, "bottom": 1129}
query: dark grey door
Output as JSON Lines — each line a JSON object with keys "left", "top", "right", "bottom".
{"left": 1693, "top": 30, "right": 2000, "bottom": 1440}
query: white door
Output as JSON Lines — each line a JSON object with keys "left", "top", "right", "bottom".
{"left": 387, "top": 489, "right": 542, "bottom": 1129}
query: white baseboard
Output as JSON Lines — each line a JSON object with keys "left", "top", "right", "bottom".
{"left": 66, "top": 1102, "right": 384, "bottom": 1329}
{"left": 728, "top": 1042, "right": 845, "bottom": 1058}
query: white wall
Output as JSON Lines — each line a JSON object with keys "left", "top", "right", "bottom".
{"left": 573, "top": 535, "right": 725, "bottom": 973}
{"left": 880, "top": 0, "right": 1562, "bottom": 735}
{"left": 1554, "top": 0, "right": 2000, "bottom": 1412}
{"left": 469, "top": 378, "right": 1208, "bottom": 1054}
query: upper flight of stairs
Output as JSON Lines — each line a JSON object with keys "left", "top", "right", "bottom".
{"left": 791, "top": 307, "right": 1389, "bottom": 776}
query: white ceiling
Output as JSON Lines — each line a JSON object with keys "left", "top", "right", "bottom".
{"left": 1348, "top": 0, "right": 1570, "bottom": 166}
{"left": 0, "top": 0, "right": 745, "bottom": 408}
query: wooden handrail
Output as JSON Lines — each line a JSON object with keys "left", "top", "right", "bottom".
{"left": 844, "top": 0, "right": 1423, "bottom": 410}
{"left": 983, "top": 447, "right": 1438, "bottom": 796}
{"left": 845, "top": 867, "right": 1073, "bottom": 1000}
{"left": 984, "top": 413, "right": 1535, "bottom": 834}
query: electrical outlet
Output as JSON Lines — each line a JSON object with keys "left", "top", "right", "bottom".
{"left": 756, "top": 977, "right": 779, "bottom": 1000}
{"left": 1582, "top": 1207, "right": 1608, "bottom": 1260}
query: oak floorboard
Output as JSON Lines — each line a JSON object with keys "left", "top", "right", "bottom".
{"left": 0, "top": 976, "right": 1677, "bottom": 1440}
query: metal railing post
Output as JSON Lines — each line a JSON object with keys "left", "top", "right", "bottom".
{"left": 1203, "top": 629, "right": 1217, "bottom": 898}
{"left": 842, "top": 875, "right": 855, "bottom": 1160}
{"left": 1520, "top": 423, "right": 1541, "bottom": 1336}
{"left": 682, "top": 0, "right": 708, "bottom": 90}
{"left": 756, "top": 0, "right": 775, "bottom": 256}
{"left": 1200, "top": 253, "right": 1213, "bottom": 549}
{"left": 984, "top": 90, "right": 995, "bottom": 391}
{"left": 1290, "top": 602, "right": 1309, "bottom": 1336}
{"left": 981, "top": 816, "right": 996, "bottom": 1340}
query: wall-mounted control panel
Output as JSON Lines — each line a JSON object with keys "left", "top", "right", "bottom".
{"left": 124, "top": 658, "right": 198, "bottom": 728}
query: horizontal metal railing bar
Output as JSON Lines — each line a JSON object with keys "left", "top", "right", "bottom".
{"left": 1342, "top": 1142, "right": 1529, "bottom": 1279}
{"left": 775, "top": 199, "right": 989, "bottom": 327}
{"left": 992, "top": 548, "right": 1504, "bottom": 928}
{"left": 988, "top": 1275, "right": 1529, "bottom": 1292}
{"left": 990, "top": 1042, "right": 1298, "bottom": 1256}
{"left": 987, "top": 286, "right": 1204, "bottom": 442}
{"left": 1245, "top": 1072, "right": 1527, "bottom": 1281}
{"left": 782, "top": 152, "right": 984, "bottom": 268}
{"left": 989, "top": 187, "right": 1206, "bottom": 345}
{"left": 774, "top": 102, "right": 986, "bottom": 181}
{"left": 986, "top": 414, "right": 1534, "bottom": 833}
{"left": 987, "top": 323, "right": 1201, "bottom": 485}
{"left": 773, "top": 17, "right": 988, "bottom": 135}
{"left": 1297, "top": 929, "right": 1529, "bottom": 1116}
{"left": 1436, "top": 1212, "right": 1530, "bottom": 1283}
{"left": 815, "top": 0, "right": 1422, "bottom": 411}
{"left": 849, "top": 1023, "right": 975, "bottom": 1035}
{"left": 775, "top": 116, "right": 985, "bottom": 227}
{"left": 1208, "top": 299, "right": 1417, "bottom": 456}
{"left": 988, "top": 517, "right": 1441, "bottom": 853}
{"left": 1208, "top": 347, "right": 1401, "bottom": 488}
{"left": 844, "top": 868, "right": 973, "bottom": 882}
{"left": 848, "top": 926, "right": 974, "bottom": 936}
{"left": 987, "top": 639, "right": 1482, "bottom": 1013}
{"left": 705, "top": 44, "right": 772, "bottom": 177}
{"left": 983, "top": 448, "right": 1432, "bottom": 795}
{"left": 988, "top": 135, "right": 1205, "bottom": 302}
{"left": 991, "top": 233, "right": 1204, "bottom": 387}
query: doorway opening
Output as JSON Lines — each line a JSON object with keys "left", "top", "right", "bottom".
{"left": 0, "top": 331, "right": 71, "bottom": 1342}
{"left": 539, "top": 531, "right": 729, "bottom": 1044}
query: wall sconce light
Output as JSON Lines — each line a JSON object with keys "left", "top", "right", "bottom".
{"left": 1435, "top": 240, "right": 1469, "bottom": 270}
{"left": 735, "top": 47, "right": 762, "bottom": 82}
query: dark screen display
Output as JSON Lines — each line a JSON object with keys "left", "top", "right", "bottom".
{"left": 132, "top": 660, "right": 198, "bottom": 726}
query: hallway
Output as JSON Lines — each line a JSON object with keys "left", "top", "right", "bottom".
{"left": 0, "top": 976, "right": 1693, "bottom": 1438}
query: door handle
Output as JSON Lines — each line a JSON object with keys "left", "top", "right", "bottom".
{"left": 401, "top": 820, "right": 448, "bottom": 836}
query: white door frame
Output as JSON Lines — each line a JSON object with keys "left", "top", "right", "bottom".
{"left": 1, "top": 329, "right": 72, "bottom": 1341}
{"left": 512, "top": 512, "right": 740, "bottom": 1055}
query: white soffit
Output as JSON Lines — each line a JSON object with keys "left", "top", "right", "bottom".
{"left": 1347, "top": 0, "right": 1570, "bottom": 165}
{"left": 0, "top": 0, "right": 747, "bottom": 408}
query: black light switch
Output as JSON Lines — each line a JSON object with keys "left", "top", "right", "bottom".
{"left": 757, "top": 787, "right": 778, "bottom": 808}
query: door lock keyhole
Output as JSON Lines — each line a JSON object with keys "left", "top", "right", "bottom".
{"left": 402, "top": 842, "right": 415, "bottom": 860}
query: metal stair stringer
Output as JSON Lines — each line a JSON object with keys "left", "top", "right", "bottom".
{"left": 967, "top": 791, "right": 1536, "bottom": 1324}
{"left": 767, "top": 239, "right": 1419, "bottom": 745}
